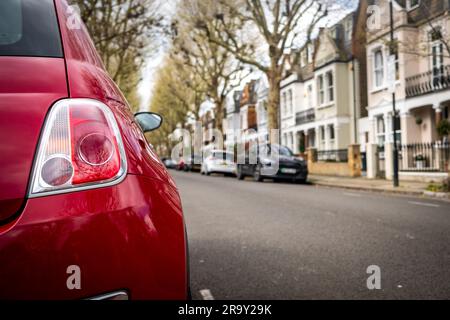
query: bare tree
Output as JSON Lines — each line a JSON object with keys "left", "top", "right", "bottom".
{"left": 198, "top": 0, "right": 328, "bottom": 132}
{"left": 73, "top": 0, "right": 163, "bottom": 109}
{"left": 172, "top": 0, "right": 251, "bottom": 133}
{"left": 149, "top": 60, "right": 191, "bottom": 155}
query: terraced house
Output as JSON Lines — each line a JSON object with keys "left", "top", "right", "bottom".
{"left": 366, "top": 0, "right": 450, "bottom": 181}
{"left": 280, "top": 4, "right": 368, "bottom": 164}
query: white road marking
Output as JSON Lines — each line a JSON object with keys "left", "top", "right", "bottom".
{"left": 408, "top": 201, "right": 440, "bottom": 208}
{"left": 343, "top": 192, "right": 362, "bottom": 197}
{"left": 199, "top": 289, "right": 215, "bottom": 300}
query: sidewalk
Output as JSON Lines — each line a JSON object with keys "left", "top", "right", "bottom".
{"left": 309, "top": 174, "right": 429, "bottom": 197}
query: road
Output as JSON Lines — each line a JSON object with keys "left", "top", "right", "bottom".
{"left": 171, "top": 170, "right": 450, "bottom": 300}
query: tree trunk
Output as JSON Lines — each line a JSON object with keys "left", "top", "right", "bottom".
{"left": 214, "top": 99, "right": 224, "bottom": 134}
{"left": 267, "top": 69, "right": 281, "bottom": 141}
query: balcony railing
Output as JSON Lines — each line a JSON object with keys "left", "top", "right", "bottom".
{"left": 296, "top": 108, "right": 315, "bottom": 126}
{"left": 405, "top": 65, "right": 450, "bottom": 98}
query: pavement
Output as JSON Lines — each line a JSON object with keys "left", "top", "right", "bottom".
{"left": 309, "top": 175, "right": 430, "bottom": 197}
{"left": 171, "top": 170, "right": 450, "bottom": 300}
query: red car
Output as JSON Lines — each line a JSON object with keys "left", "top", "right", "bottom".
{"left": 0, "top": 0, "right": 188, "bottom": 300}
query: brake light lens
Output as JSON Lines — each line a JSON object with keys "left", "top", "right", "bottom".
{"left": 29, "top": 99, "right": 127, "bottom": 197}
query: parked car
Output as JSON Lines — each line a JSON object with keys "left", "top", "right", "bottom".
{"left": 162, "top": 157, "right": 177, "bottom": 169}
{"left": 0, "top": 0, "right": 188, "bottom": 300}
{"left": 186, "top": 154, "right": 203, "bottom": 172}
{"left": 236, "top": 144, "right": 308, "bottom": 183}
{"left": 201, "top": 150, "right": 236, "bottom": 176}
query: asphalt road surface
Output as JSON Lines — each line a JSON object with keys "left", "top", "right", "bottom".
{"left": 171, "top": 170, "right": 450, "bottom": 300}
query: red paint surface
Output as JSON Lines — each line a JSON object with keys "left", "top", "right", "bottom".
{"left": 0, "top": 0, "right": 187, "bottom": 299}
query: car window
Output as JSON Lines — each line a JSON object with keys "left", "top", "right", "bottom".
{"left": 265, "top": 145, "right": 294, "bottom": 157}
{"left": 278, "top": 146, "right": 294, "bottom": 156}
{"left": 0, "top": 0, "right": 63, "bottom": 57}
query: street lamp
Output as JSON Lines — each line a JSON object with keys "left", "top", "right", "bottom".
{"left": 389, "top": 0, "right": 400, "bottom": 187}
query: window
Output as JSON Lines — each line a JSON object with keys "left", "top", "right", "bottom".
{"left": 376, "top": 116, "right": 385, "bottom": 146}
{"left": 320, "top": 126, "right": 326, "bottom": 142}
{"left": 374, "top": 49, "right": 384, "bottom": 88}
{"left": 407, "top": 0, "right": 420, "bottom": 10}
{"left": 326, "top": 72, "right": 334, "bottom": 102}
{"left": 288, "top": 90, "right": 293, "bottom": 114}
{"left": 0, "top": 0, "right": 62, "bottom": 57}
{"left": 282, "top": 92, "right": 287, "bottom": 115}
{"left": 318, "top": 75, "right": 325, "bottom": 105}
{"left": 269, "top": 145, "right": 294, "bottom": 157}
{"left": 329, "top": 125, "right": 335, "bottom": 141}
{"left": 432, "top": 40, "right": 444, "bottom": 86}
{"left": 393, "top": 41, "right": 400, "bottom": 80}
{"left": 307, "top": 84, "right": 313, "bottom": 108}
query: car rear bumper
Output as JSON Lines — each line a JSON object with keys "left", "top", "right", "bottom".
{"left": 208, "top": 164, "right": 236, "bottom": 174}
{"left": 0, "top": 174, "right": 188, "bottom": 300}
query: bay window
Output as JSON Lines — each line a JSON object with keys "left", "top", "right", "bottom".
{"left": 318, "top": 75, "right": 324, "bottom": 105}
{"left": 326, "top": 72, "right": 334, "bottom": 102}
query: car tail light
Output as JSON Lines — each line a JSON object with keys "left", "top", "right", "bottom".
{"left": 29, "top": 99, "right": 127, "bottom": 197}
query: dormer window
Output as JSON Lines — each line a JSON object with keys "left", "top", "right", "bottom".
{"left": 407, "top": 0, "right": 420, "bottom": 11}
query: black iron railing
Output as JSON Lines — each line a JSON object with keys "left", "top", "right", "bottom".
{"left": 405, "top": 65, "right": 450, "bottom": 98}
{"left": 296, "top": 108, "right": 315, "bottom": 126}
{"left": 399, "top": 141, "right": 449, "bottom": 172}
{"left": 317, "top": 149, "right": 348, "bottom": 162}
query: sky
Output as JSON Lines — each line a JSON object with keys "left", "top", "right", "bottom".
{"left": 137, "top": 0, "right": 359, "bottom": 112}
{"left": 137, "top": 0, "right": 179, "bottom": 111}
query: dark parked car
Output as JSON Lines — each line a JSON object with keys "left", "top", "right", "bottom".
{"left": 236, "top": 144, "right": 308, "bottom": 183}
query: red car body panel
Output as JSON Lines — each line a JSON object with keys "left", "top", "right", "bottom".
{"left": 55, "top": 0, "right": 176, "bottom": 187}
{"left": 0, "top": 0, "right": 187, "bottom": 300}
{"left": 0, "top": 175, "right": 186, "bottom": 300}
{"left": 0, "top": 57, "right": 68, "bottom": 222}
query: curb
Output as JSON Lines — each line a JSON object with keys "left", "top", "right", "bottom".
{"left": 423, "top": 191, "right": 450, "bottom": 200}
{"left": 310, "top": 181, "right": 424, "bottom": 197}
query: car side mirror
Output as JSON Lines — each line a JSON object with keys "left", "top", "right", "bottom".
{"left": 134, "top": 112, "right": 163, "bottom": 133}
